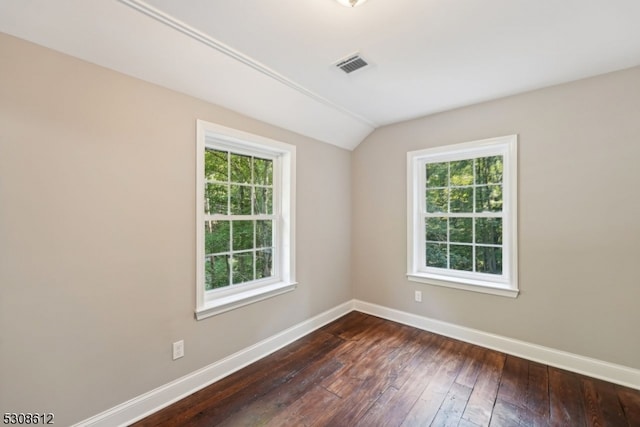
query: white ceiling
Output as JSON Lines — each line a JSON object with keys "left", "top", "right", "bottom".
{"left": 1, "top": 0, "right": 640, "bottom": 150}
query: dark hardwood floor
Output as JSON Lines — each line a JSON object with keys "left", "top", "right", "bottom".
{"left": 133, "top": 312, "right": 640, "bottom": 426}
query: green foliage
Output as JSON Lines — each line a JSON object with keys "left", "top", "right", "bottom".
{"left": 256, "top": 220, "right": 272, "bottom": 248}
{"left": 426, "top": 243, "right": 447, "bottom": 268}
{"left": 476, "top": 246, "right": 502, "bottom": 274}
{"left": 233, "top": 221, "right": 254, "bottom": 251}
{"left": 426, "top": 162, "right": 448, "bottom": 187}
{"left": 426, "top": 189, "right": 448, "bottom": 213}
{"left": 205, "top": 221, "right": 230, "bottom": 254}
{"left": 230, "top": 185, "right": 252, "bottom": 215}
{"left": 205, "top": 149, "right": 228, "bottom": 181}
{"left": 254, "top": 187, "right": 273, "bottom": 214}
{"left": 476, "top": 185, "right": 503, "bottom": 212}
{"left": 426, "top": 217, "right": 447, "bottom": 242}
{"left": 476, "top": 218, "right": 502, "bottom": 245}
{"left": 450, "top": 245, "right": 472, "bottom": 271}
{"left": 450, "top": 217, "right": 472, "bottom": 243}
{"left": 256, "top": 249, "right": 273, "bottom": 279}
{"left": 232, "top": 253, "right": 253, "bottom": 284}
{"left": 203, "top": 219, "right": 275, "bottom": 290}
{"left": 205, "top": 183, "right": 228, "bottom": 215}
{"left": 205, "top": 255, "right": 230, "bottom": 290}
{"left": 424, "top": 154, "right": 504, "bottom": 275}
{"left": 254, "top": 158, "right": 273, "bottom": 185}
{"left": 450, "top": 188, "right": 473, "bottom": 212}
{"left": 205, "top": 149, "right": 274, "bottom": 216}
{"left": 450, "top": 159, "right": 473, "bottom": 186}
{"left": 424, "top": 155, "right": 503, "bottom": 214}
{"left": 203, "top": 149, "right": 276, "bottom": 289}
{"left": 230, "top": 153, "right": 252, "bottom": 184}
{"left": 476, "top": 156, "right": 503, "bottom": 185}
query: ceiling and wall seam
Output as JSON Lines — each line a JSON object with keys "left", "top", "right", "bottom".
{"left": 2, "top": 1, "right": 638, "bottom": 150}
{"left": 118, "top": 0, "right": 378, "bottom": 130}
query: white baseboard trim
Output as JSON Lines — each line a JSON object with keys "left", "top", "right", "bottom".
{"left": 74, "top": 300, "right": 354, "bottom": 427}
{"left": 353, "top": 299, "right": 640, "bottom": 390}
{"left": 75, "top": 298, "right": 639, "bottom": 426}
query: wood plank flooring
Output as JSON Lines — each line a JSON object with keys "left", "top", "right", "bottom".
{"left": 132, "top": 312, "right": 640, "bottom": 426}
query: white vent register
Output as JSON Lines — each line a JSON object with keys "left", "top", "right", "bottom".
{"left": 335, "top": 54, "right": 369, "bottom": 74}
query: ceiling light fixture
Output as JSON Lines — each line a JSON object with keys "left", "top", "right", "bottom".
{"left": 335, "top": 0, "right": 369, "bottom": 7}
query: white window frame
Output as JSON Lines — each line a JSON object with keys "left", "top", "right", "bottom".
{"left": 196, "top": 120, "right": 296, "bottom": 320}
{"left": 407, "top": 135, "right": 518, "bottom": 298}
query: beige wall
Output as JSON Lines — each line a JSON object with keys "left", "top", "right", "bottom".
{"left": 2, "top": 29, "right": 640, "bottom": 425}
{"left": 352, "top": 66, "right": 640, "bottom": 369}
{"left": 0, "top": 33, "right": 351, "bottom": 425}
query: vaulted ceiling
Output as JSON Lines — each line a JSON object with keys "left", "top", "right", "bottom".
{"left": 2, "top": 0, "right": 640, "bottom": 150}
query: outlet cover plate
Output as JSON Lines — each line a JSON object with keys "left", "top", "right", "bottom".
{"left": 172, "top": 340, "right": 184, "bottom": 360}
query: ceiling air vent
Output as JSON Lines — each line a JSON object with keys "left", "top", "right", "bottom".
{"left": 335, "top": 54, "right": 369, "bottom": 74}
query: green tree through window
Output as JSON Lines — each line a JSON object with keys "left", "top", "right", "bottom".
{"left": 407, "top": 134, "right": 517, "bottom": 297}
{"left": 425, "top": 156, "right": 504, "bottom": 275}
{"left": 204, "top": 149, "right": 274, "bottom": 289}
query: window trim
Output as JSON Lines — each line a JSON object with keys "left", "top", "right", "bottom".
{"left": 196, "top": 120, "right": 296, "bottom": 320}
{"left": 406, "top": 135, "right": 518, "bottom": 298}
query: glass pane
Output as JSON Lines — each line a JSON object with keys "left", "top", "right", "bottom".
{"left": 256, "top": 220, "right": 272, "bottom": 248}
{"left": 426, "top": 162, "right": 448, "bottom": 188}
{"left": 426, "top": 243, "right": 447, "bottom": 268}
{"left": 204, "top": 220, "right": 230, "bottom": 254}
{"left": 426, "top": 217, "right": 447, "bottom": 242}
{"left": 450, "top": 217, "right": 472, "bottom": 243}
{"left": 230, "top": 153, "right": 252, "bottom": 184}
{"left": 204, "top": 183, "right": 228, "bottom": 215}
{"left": 232, "top": 252, "right": 254, "bottom": 284}
{"left": 476, "top": 155, "right": 503, "bottom": 185}
{"left": 253, "top": 157, "right": 273, "bottom": 186}
{"left": 426, "top": 189, "right": 448, "bottom": 213}
{"left": 230, "top": 184, "right": 252, "bottom": 215}
{"left": 476, "top": 218, "right": 502, "bottom": 245}
{"left": 450, "top": 244, "right": 472, "bottom": 271}
{"left": 232, "top": 220, "right": 254, "bottom": 251}
{"left": 205, "top": 255, "right": 230, "bottom": 290}
{"left": 476, "top": 246, "right": 503, "bottom": 275}
{"left": 254, "top": 187, "right": 273, "bottom": 215}
{"left": 450, "top": 159, "right": 474, "bottom": 186}
{"left": 476, "top": 185, "right": 503, "bottom": 212}
{"left": 256, "top": 249, "right": 273, "bottom": 279}
{"left": 450, "top": 188, "right": 473, "bottom": 213}
{"left": 204, "top": 149, "right": 228, "bottom": 182}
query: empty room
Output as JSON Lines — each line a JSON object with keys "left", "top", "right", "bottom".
{"left": 1, "top": 1, "right": 639, "bottom": 426}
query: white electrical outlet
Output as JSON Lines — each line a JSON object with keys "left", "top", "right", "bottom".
{"left": 172, "top": 340, "right": 184, "bottom": 360}
{"left": 414, "top": 290, "right": 422, "bottom": 302}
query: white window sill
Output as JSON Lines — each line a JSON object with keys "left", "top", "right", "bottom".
{"left": 195, "top": 281, "right": 297, "bottom": 320}
{"left": 407, "top": 273, "right": 518, "bottom": 298}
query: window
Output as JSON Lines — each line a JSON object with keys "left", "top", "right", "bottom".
{"left": 196, "top": 120, "right": 296, "bottom": 319}
{"left": 407, "top": 135, "right": 518, "bottom": 297}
